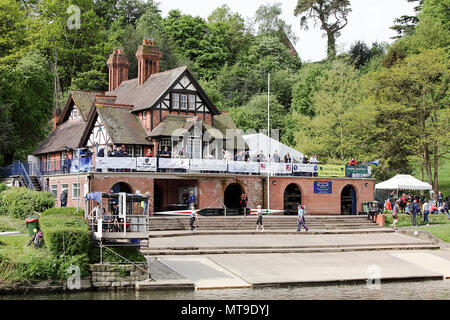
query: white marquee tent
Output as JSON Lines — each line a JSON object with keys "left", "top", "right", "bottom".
{"left": 243, "top": 133, "right": 303, "bottom": 160}
{"left": 375, "top": 174, "right": 432, "bottom": 191}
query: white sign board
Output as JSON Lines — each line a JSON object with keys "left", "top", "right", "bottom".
{"left": 260, "top": 162, "right": 293, "bottom": 174}
{"left": 228, "top": 161, "right": 259, "bottom": 174}
{"left": 190, "top": 159, "right": 228, "bottom": 172}
{"left": 136, "top": 157, "right": 157, "bottom": 172}
{"left": 293, "top": 163, "right": 318, "bottom": 173}
{"left": 158, "top": 158, "right": 190, "bottom": 169}
{"left": 96, "top": 157, "right": 136, "bottom": 169}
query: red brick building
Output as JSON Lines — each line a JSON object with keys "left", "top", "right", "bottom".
{"left": 30, "top": 40, "right": 374, "bottom": 215}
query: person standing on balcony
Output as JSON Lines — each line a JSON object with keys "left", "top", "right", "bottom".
{"left": 63, "top": 154, "right": 71, "bottom": 174}
{"left": 284, "top": 153, "right": 291, "bottom": 163}
{"left": 302, "top": 154, "right": 309, "bottom": 164}
{"left": 60, "top": 189, "right": 68, "bottom": 207}
{"left": 273, "top": 150, "right": 280, "bottom": 163}
{"left": 310, "top": 154, "right": 319, "bottom": 164}
{"left": 349, "top": 157, "right": 357, "bottom": 166}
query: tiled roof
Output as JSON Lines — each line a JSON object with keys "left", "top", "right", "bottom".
{"left": 96, "top": 105, "right": 151, "bottom": 145}
{"left": 70, "top": 91, "right": 101, "bottom": 121}
{"left": 111, "top": 66, "right": 188, "bottom": 112}
{"left": 32, "top": 120, "right": 85, "bottom": 155}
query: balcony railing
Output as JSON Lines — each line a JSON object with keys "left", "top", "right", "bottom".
{"left": 2, "top": 158, "right": 372, "bottom": 179}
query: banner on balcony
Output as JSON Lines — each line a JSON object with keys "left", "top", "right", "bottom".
{"left": 190, "top": 159, "right": 228, "bottom": 172}
{"left": 345, "top": 165, "right": 371, "bottom": 178}
{"left": 260, "top": 162, "right": 293, "bottom": 174}
{"left": 71, "top": 157, "right": 92, "bottom": 173}
{"left": 293, "top": 163, "right": 318, "bottom": 173}
{"left": 318, "top": 164, "right": 345, "bottom": 177}
{"left": 96, "top": 157, "right": 136, "bottom": 170}
{"left": 228, "top": 161, "right": 259, "bottom": 174}
{"left": 158, "top": 158, "right": 190, "bottom": 169}
{"left": 136, "top": 157, "right": 157, "bottom": 172}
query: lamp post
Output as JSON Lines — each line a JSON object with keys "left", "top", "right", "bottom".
{"left": 267, "top": 72, "right": 270, "bottom": 211}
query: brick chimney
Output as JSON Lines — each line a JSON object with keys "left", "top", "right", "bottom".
{"left": 107, "top": 48, "right": 130, "bottom": 92}
{"left": 52, "top": 109, "right": 62, "bottom": 130}
{"left": 135, "top": 39, "right": 162, "bottom": 86}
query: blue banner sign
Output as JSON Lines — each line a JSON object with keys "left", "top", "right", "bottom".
{"left": 314, "top": 181, "right": 332, "bottom": 194}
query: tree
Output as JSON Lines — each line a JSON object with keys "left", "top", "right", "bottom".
{"left": 390, "top": 0, "right": 423, "bottom": 39}
{"left": 369, "top": 49, "right": 449, "bottom": 194}
{"left": 229, "top": 94, "right": 287, "bottom": 137}
{"left": 294, "top": 0, "right": 351, "bottom": 60}
{"left": 292, "top": 60, "right": 367, "bottom": 161}
{"left": 254, "top": 3, "right": 298, "bottom": 45}
{"left": 0, "top": 52, "right": 54, "bottom": 165}
{"left": 348, "top": 41, "right": 386, "bottom": 69}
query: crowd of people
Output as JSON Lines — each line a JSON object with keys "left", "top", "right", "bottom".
{"left": 383, "top": 191, "right": 449, "bottom": 228}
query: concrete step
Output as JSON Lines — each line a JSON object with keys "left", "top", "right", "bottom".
{"left": 141, "top": 244, "right": 440, "bottom": 256}
{"left": 143, "top": 228, "right": 396, "bottom": 239}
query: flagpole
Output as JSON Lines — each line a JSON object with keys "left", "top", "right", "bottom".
{"left": 267, "top": 72, "right": 270, "bottom": 211}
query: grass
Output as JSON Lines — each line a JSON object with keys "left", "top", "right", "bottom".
{"left": 0, "top": 215, "right": 27, "bottom": 233}
{"left": 417, "top": 224, "right": 450, "bottom": 243}
{"left": 0, "top": 234, "right": 48, "bottom": 263}
{"left": 413, "top": 156, "right": 450, "bottom": 196}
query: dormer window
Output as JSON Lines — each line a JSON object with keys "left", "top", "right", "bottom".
{"left": 142, "top": 111, "right": 147, "bottom": 119}
{"left": 70, "top": 107, "right": 82, "bottom": 120}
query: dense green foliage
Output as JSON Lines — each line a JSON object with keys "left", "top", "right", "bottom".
{"left": 0, "top": 187, "right": 54, "bottom": 219}
{"left": 39, "top": 208, "right": 90, "bottom": 257}
{"left": 0, "top": 0, "right": 448, "bottom": 195}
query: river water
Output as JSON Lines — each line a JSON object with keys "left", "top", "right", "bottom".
{"left": 1, "top": 280, "right": 449, "bottom": 300}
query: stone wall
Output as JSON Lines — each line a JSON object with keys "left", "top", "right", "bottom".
{"left": 91, "top": 263, "right": 148, "bottom": 290}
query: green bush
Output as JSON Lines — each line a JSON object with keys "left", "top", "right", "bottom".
{"left": 0, "top": 182, "right": 7, "bottom": 193}
{"left": 56, "top": 254, "right": 90, "bottom": 280}
{"left": 0, "top": 187, "right": 54, "bottom": 218}
{"left": 41, "top": 207, "right": 84, "bottom": 217}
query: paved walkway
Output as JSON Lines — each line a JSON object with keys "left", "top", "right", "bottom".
{"left": 141, "top": 232, "right": 450, "bottom": 290}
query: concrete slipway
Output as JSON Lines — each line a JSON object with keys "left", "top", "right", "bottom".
{"left": 137, "top": 231, "right": 450, "bottom": 290}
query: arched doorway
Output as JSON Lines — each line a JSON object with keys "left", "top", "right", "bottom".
{"left": 284, "top": 184, "right": 302, "bottom": 215}
{"left": 154, "top": 185, "right": 162, "bottom": 212}
{"left": 341, "top": 185, "right": 357, "bottom": 215}
{"left": 111, "top": 182, "right": 132, "bottom": 193}
{"left": 224, "top": 183, "right": 244, "bottom": 214}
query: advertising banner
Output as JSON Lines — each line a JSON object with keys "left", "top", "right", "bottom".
{"left": 190, "top": 159, "right": 228, "bottom": 172}
{"left": 228, "top": 161, "right": 259, "bottom": 174}
{"left": 71, "top": 157, "right": 92, "bottom": 173}
{"left": 158, "top": 158, "right": 190, "bottom": 169}
{"left": 96, "top": 157, "right": 136, "bottom": 170}
{"left": 318, "top": 164, "right": 345, "bottom": 177}
{"left": 260, "top": 162, "right": 293, "bottom": 174}
{"left": 314, "top": 181, "right": 333, "bottom": 194}
{"left": 293, "top": 163, "right": 318, "bottom": 173}
{"left": 136, "top": 157, "right": 157, "bottom": 172}
{"left": 345, "top": 165, "right": 371, "bottom": 178}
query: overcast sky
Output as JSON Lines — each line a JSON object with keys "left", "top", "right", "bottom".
{"left": 157, "top": 0, "right": 417, "bottom": 62}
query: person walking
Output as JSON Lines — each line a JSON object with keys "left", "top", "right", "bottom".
{"left": 412, "top": 199, "right": 420, "bottom": 227}
{"left": 189, "top": 204, "right": 199, "bottom": 232}
{"left": 423, "top": 201, "right": 430, "bottom": 226}
{"left": 256, "top": 205, "right": 264, "bottom": 232}
{"left": 437, "top": 192, "right": 443, "bottom": 208}
{"left": 297, "top": 204, "right": 309, "bottom": 232}
{"left": 391, "top": 201, "right": 399, "bottom": 230}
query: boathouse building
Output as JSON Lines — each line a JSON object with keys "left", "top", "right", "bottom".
{"left": 26, "top": 40, "right": 374, "bottom": 215}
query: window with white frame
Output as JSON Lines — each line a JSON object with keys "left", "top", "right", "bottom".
{"left": 188, "top": 94, "right": 195, "bottom": 110}
{"left": 180, "top": 94, "right": 187, "bottom": 110}
{"left": 160, "top": 138, "right": 172, "bottom": 153}
{"left": 72, "top": 183, "right": 80, "bottom": 199}
{"left": 172, "top": 93, "right": 179, "bottom": 109}
{"left": 142, "top": 111, "right": 147, "bottom": 119}
{"left": 70, "top": 107, "right": 81, "bottom": 120}
{"left": 61, "top": 184, "right": 68, "bottom": 193}
{"left": 50, "top": 185, "right": 58, "bottom": 198}
{"left": 133, "top": 145, "right": 143, "bottom": 157}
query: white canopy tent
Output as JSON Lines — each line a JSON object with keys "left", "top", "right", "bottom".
{"left": 375, "top": 174, "right": 432, "bottom": 191}
{"left": 243, "top": 133, "right": 303, "bottom": 160}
